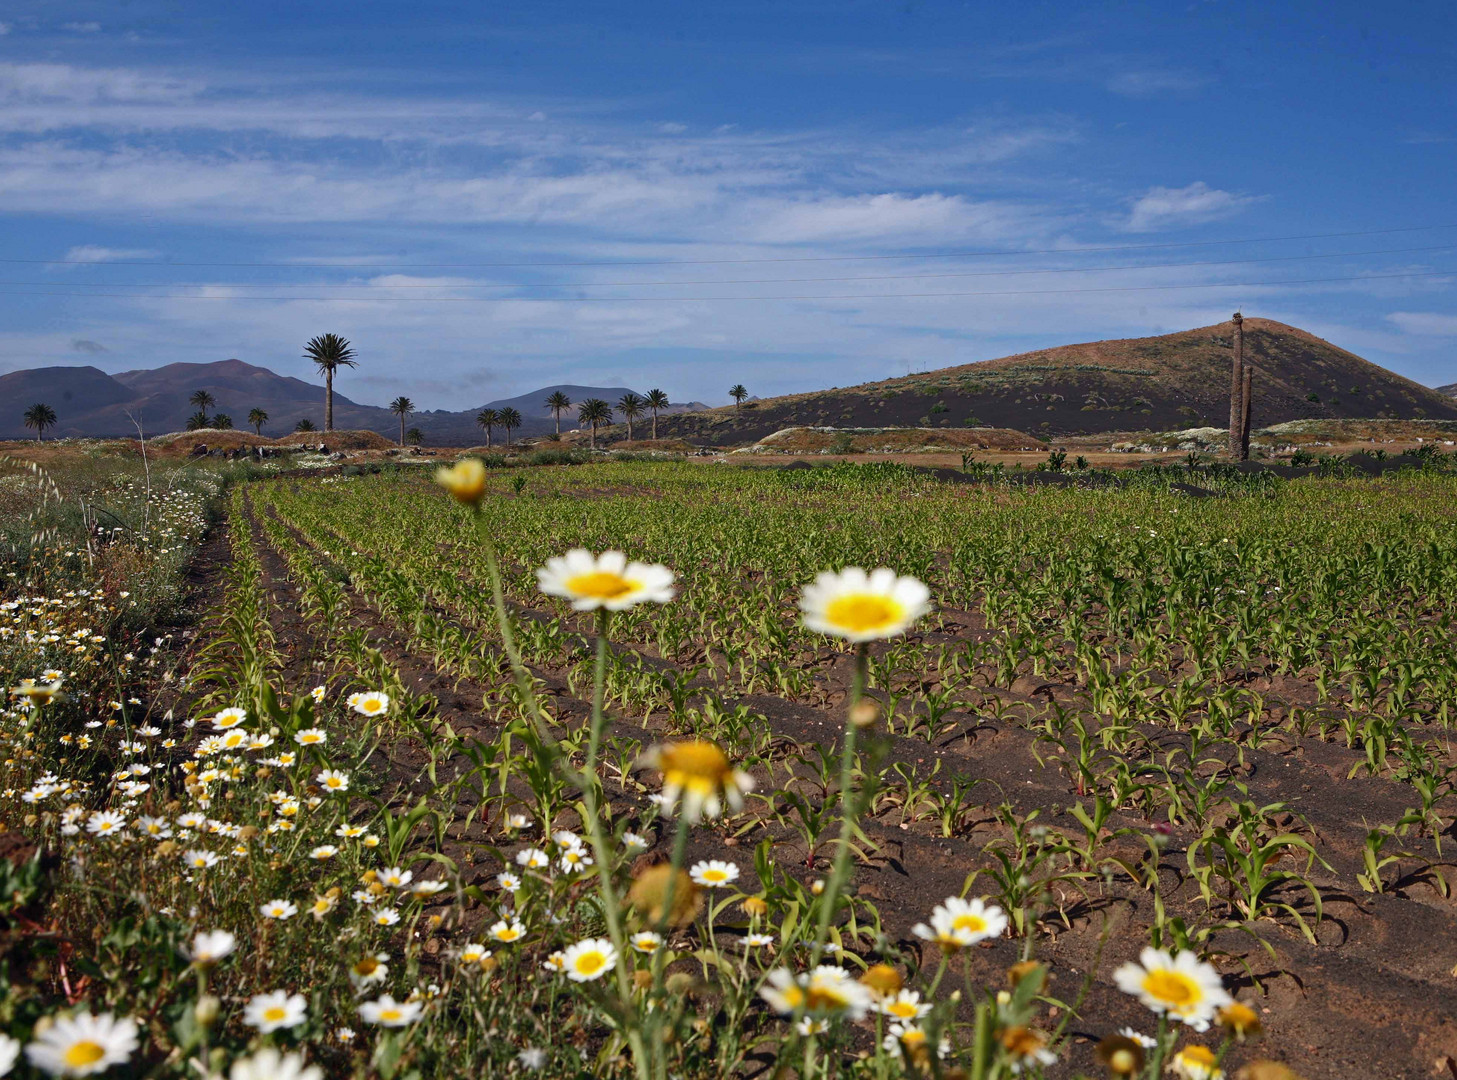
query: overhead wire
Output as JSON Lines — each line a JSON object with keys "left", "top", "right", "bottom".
{"left": 0, "top": 268, "right": 1449, "bottom": 302}
{"left": 4, "top": 222, "right": 1457, "bottom": 270}
{"left": 0, "top": 243, "right": 1448, "bottom": 290}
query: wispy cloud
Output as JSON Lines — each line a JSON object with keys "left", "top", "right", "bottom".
{"left": 1388, "top": 311, "right": 1457, "bottom": 336}
{"left": 1107, "top": 70, "right": 1207, "bottom": 97}
{"left": 71, "top": 338, "right": 107, "bottom": 353}
{"left": 63, "top": 245, "right": 161, "bottom": 264}
{"left": 1122, "top": 182, "right": 1261, "bottom": 233}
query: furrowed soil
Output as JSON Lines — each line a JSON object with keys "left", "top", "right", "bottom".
{"left": 190, "top": 464, "right": 1457, "bottom": 1079}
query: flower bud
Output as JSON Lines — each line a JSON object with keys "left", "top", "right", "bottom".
{"left": 194, "top": 995, "right": 220, "bottom": 1028}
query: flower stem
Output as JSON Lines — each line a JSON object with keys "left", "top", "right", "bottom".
{"left": 810, "top": 644, "right": 868, "bottom": 963}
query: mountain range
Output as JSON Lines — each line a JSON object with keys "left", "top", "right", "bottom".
{"left": 0, "top": 359, "right": 706, "bottom": 442}
{"left": 640, "top": 318, "right": 1457, "bottom": 445}
{"left": 2, "top": 319, "right": 1452, "bottom": 444}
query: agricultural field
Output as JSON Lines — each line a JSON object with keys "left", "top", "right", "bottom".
{"left": 2, "top": 451, "right": 1457, "bottom": 1079}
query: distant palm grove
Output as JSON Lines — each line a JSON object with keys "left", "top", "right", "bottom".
{"left": 9, "top": 330, "right": 712, "bottom": 446}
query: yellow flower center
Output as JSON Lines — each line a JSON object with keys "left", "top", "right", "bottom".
{"left": 1143, "top": 969, "right": 1200, "bottom": 1008}
{"left": 64, "top": 1042, "right": 107, "bottom": 1067}
{"left": 379, "top": 1008, "right": 402, "bottom": 1022}
{"left": 823, "top": 594, "right": 904, "bottom": 634}
{"left": 1179, "top": 1046, "right": 1217, "bottom": 1067}
{"left": 564, "top": 571, "right": 638, "bottom": 600}
{"left": 264, "top": 1007, "right": 287, "bottom": 1022}
{"left": 951, "top": 913, "right": 987, "bottom": 935}
{"left": 702, "top": 869, "right": 727, "bottom": 882}
{"left": 804, "top": 984, "right": 852, "bottom": 1012}
{"left": 355, "top": 958, "right": 379, "bottom": 976}
{"left": 660, "top": 741, "right": 732, "bottom": 785}
{"left": 888, "top": 1001, "right": 918, "bottom": 1018}
{"left": 574, "top": 951, "right": 607, "bottom": 976}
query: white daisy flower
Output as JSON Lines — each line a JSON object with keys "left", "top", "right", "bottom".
{"left": 560, "top": 937, "right": 617, "bottom": 982}
{"left": 24, "top": 1011, "right": 138, "bottom": 1077}
{"left": 689, "top": 859, "right": 739, "bottom": 888}
{"left": 259, "top": 899, "right": 298, "bottom": 920}
{"left": 228, "top": 1048, "right": 321, "bottom": 1080}
{"left": 243, "top": 991, "right": 307, "bottom": 1033}
{"left": 535, "top": 549, "right": 676, "bottom": 611}
{"left": 1113, "top": 947, "right": 1231, "bottom": 1029}
{"left": 798, "top": 567, "right": 931, "bottom": 643}
{"left": 358, "top": 995, "right": 422, "bottom": 1027}
{"left": 911, "top": 896, "right": 1008, "bottom": 951}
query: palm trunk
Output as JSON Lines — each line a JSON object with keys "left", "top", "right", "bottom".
{"left": 626, "top": 418, "right": 633, "bottom": 441}
{"left": 554, "top": 412, "right": 561, "bottom": 436}
{"left": 399, "top": 416, "right": 405, "bottom": 447}
{"left": 487, "top": 428, "right": 492, "bottom": 448}
{"left": 325, "top": 369, "right": 334, "bottom": 432}
{"left": 651, "top": 411, "right": 658, "bottom": 440}
{"left": 590, "top": 422, "right": 597, "bottom": 450}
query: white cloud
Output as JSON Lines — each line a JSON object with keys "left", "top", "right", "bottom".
{"left": 0, "top": 63, "right": 201, "bottom": 105}
{"left": 63, "top": 245, "right": 161, "bottom": 263}
{"left": 741, "top": 193, "right": 1031, "bottom": 245}
{"left": 1388, "top": 311, "right": 1457, "bottom": 336}
{"left": 1123, "top": 181, "right": 1260, "bottom": 232}
{"left": 61, "top": 22, "right": 102, "bottom": 33}
{"left": 0, "top": 23, "right": 11, "bottom": 35}
{"left": 1107, "top": 70, "right": 1207, "bottom": 97}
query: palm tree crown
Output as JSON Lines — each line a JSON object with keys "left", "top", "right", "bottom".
{"left": 475, "top": 408, "right": 499, "bottom": 449}
{"left": 389, "top": 396, "right": 416, "bottom": 447}
{"left": 617, "top": 392, "right": 644, "bottom": 441}
{"left": 23, "top": 403, "right": 57, "bottom": 441}
{"left": 577, "top": 398, "right": 612, "bottom": 450}
{"left": 497, "top": 406, "right": 523, "bottom": 447}
{"left": 645, "top": 389, "right": 670, "bottom": 441}
{"left": 729, "top": 384, "right": 748, "bottom": 409}
{"left": 247, "top": 408, "right": 268, "bottom": 436}
{"left": 303, "top": 333, "right": 357, "bottom": 432}
{"left": 190, "top": 390, "right": 216, "bottom": 420}
{"left": 544, "top": 391, "right": 572, "bottom": 436}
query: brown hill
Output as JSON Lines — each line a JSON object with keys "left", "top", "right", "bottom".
{"left": 644, "top": 318, "right": 1457, "bottom": 445}
{"left": 1439, "top": 382, "right": 1457, "bottom": 399}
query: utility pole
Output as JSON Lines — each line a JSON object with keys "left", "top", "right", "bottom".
{"left": 1239, "top": 366, "right": 1252, "bottom": 461}
{"left": 1227, "top": 312, "right": 1246, "bottom": 460}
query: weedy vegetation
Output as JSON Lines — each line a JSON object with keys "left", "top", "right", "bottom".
{"left": 1, "top": 449, "right": 1455, "bottom": 1078}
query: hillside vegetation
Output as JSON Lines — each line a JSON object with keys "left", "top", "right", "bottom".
{"left": 644, "top": 318, "right": 1457, "bottom": 445}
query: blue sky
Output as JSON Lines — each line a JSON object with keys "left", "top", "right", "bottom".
{"left": 1, "top": 0, "right": 1454, "bottom": 408}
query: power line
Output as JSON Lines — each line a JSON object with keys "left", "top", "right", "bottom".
{"left": 1, "top": 268, "right": 1450, "bottom": 302}
{"left": 4, "top": 243, "right": 1451, "bottom": 290}
{"left": 7, "top": 222, "right": 1457, "bottom": 270}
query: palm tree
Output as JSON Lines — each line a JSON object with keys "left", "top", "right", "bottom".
{"left": 295, "top": 418, "right": 317, "bottom": 433}
{"left": 190, "top": 390, "right": 215, "bottom": 423}
{"left": 544, "top": 391, "right": 572, "bottom": 436}
{"left": 405, "top": 427, "right": 423, "bottom": 446}
{"left": 498, "top": 406, "right": 523, "bottom": 447}
{"left": 303, "top": 333, "right": 357, "bottom": 432}
{"left": 645, "top": 389, "right": 670, "bottom": 440}
{"left": 577, "top": 398, "right": 612, "bottom": 450}
{"left": 389, "top": 396, "right": 415, "bottom": 447}
{"left": 213, "top": 413, "right": 233, "bottom": 430}
{"left": 23, "top": 403, "right": 57, "bottom": 441}
{"left": 729, "top": 384, "right": 748, "bottom": 410}
{"left": 248, "top": 408, "right": 268, "bottom": 435}
{"left": 617, "top": 392, "right": 644, "bottom": 441}
{"left": 185, "top": 412, "right": 210, "bottom": 431}
{"left": 475, "top": 408, "right": 499, "bottom": 449}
